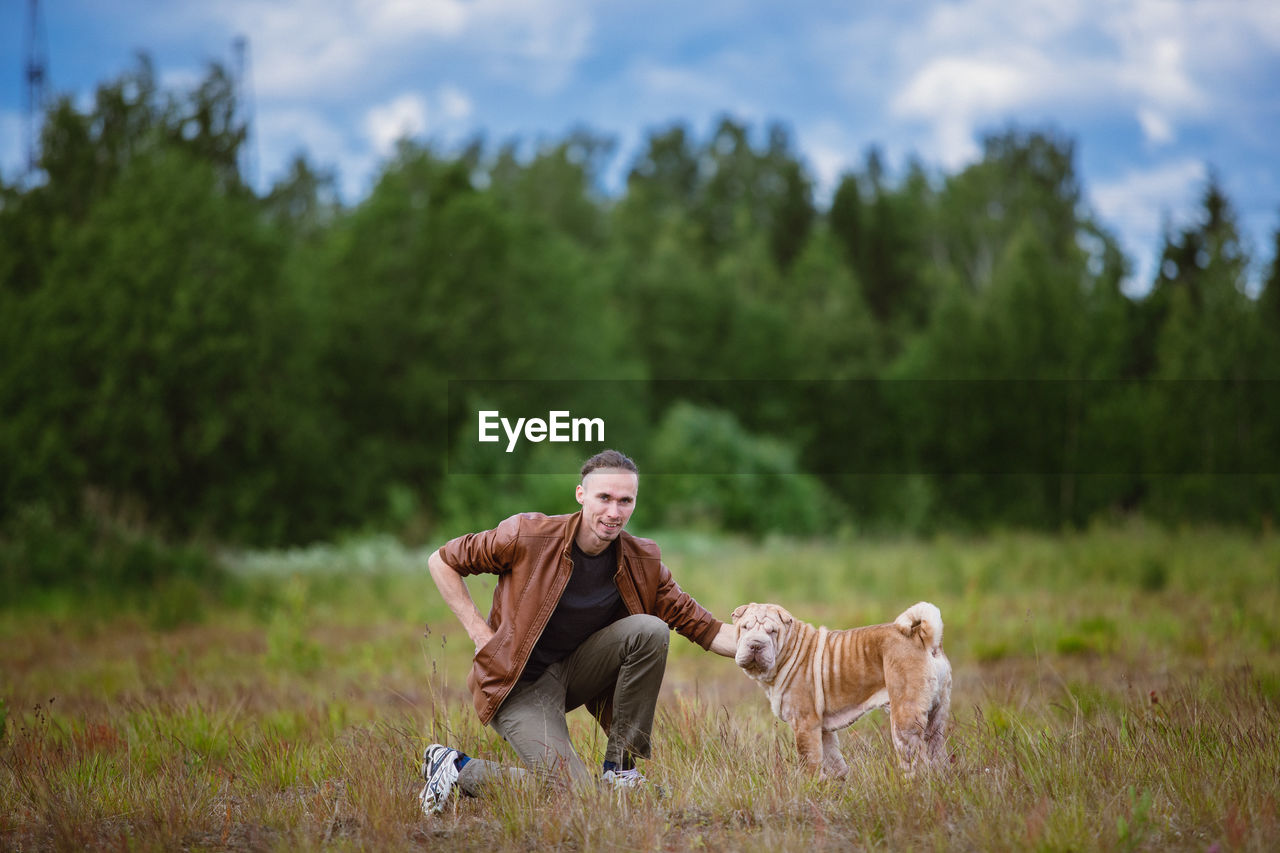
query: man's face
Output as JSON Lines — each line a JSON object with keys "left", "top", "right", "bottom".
{"left": 575, "top": 468, "right": 638, "bottom": 555}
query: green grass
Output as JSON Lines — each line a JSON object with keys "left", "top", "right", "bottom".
{"left": 2, "top": 523, "right": 1279, "bottom": 850}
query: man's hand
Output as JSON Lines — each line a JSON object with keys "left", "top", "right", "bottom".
{"left": 470, "top": 625, "right": 496, "bottom": 655}
{"left": 709, "top": 621, "right": 737, "bottom": 657}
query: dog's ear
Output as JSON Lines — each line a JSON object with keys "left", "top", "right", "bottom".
{"left": 776, "top": 606, "right": 793, "bottom": 625}
{"left": 731, "top": 604, "right": 750, "bottom": 623}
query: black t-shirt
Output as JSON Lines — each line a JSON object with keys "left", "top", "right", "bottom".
{"left": 519, "top": 539, "right": 626, "bottom": 683}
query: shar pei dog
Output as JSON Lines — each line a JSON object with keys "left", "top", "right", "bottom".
{"left": 731, "top": 601, "right": 952, "bottom": 778}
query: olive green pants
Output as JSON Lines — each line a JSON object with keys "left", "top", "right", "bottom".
{"left": 457, "top": 614, "right": 670, "bottom": 795}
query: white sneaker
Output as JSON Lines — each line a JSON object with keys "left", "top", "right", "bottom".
{"left": 602, "top": 767, "right": 647, "bottom": 789}
{"left": 419, "top": 744, "right": 461, "bottom": 814}
{"left": 602, "top": 766, "right": 668, "bottom": 798}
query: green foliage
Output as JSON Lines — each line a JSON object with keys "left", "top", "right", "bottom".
{"left": 1, "top": 58, "right": 332, "bottom": 548}
{"left": 830, "top": 150, "right": 934, "bottom": 345}
{"left": 3, "top": 55, "right": 1280, "bottom": 591}
{"left": 0, "top": 501, "right": 223, "bottom": 617}
{"left": 646, "top": 402, "right": 839, "bottom": 535}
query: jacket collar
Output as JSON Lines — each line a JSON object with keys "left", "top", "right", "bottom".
{"left": 561, "top": 510, "right": 582, "bottom": 556}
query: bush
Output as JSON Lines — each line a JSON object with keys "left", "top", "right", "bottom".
{"left": 644, "top": 402, "right": 842, "bottom": 536}
{"left": 0, "top": 502, "right": 224, "bottom": 612}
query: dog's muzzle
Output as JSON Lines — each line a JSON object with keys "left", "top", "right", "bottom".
{"left": 735, "top": 634, "right": 775, "bottom": 673}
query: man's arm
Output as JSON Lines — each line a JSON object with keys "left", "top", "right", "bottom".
{"left": 646, "top": 557, "right": 739, "bottom": 656}
{"left": 428, "top": 548, "right": 495, "bottom": 653}
{"left": 707, "top": 622, "right": 736, "bottom": 657}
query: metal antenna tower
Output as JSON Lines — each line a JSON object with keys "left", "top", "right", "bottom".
{"left": 232, "top": 35, "right": 257, "bottom": 189}
{"left": 24, "top": 0, "right": 50, "bottom": 175}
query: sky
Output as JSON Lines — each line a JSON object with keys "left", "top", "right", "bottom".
{"left": 3, "top": 0, "right": 1279, "bottom": 293}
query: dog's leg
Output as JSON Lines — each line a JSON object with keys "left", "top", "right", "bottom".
{"left": 889, "top": 703, "right": 928, "bottom": 777}
{"left": 923, "top": 671, "right": 952, "bottom": 767}
{"left": 792, "top": 720, "right": 825, "bottom": 776}
{"left": 924, "top": 659, "right": 953, "bottom": 766}
{"left": 924, "top": 699, "right": 949, "bottom": 765}
{"left": 821, "top": 730, "right": 849, "bottom": 779}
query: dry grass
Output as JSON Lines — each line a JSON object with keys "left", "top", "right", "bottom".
{"left": 2, "top": 524, "right": 1278, "bottom": 850}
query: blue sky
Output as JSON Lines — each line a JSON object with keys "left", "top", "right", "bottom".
{"left": 3, "top": 0, "right": 1278, "bottom": 292}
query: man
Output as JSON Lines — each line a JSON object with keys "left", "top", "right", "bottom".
{"left": 420, "top": 449, "right": 736, "bottom": 812}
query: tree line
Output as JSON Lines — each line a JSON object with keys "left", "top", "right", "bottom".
{"left": 2, "top": 59, "right": 1278, "bottom": 575}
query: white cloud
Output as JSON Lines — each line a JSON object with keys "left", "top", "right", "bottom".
{"left": 893, "top": 56, "right": 1037, "bottom": 119}
{"left": 805, "top": 142, "right": 848, "bottom": 204}
{"left": 796, "top": 120, "right": 860, "bottom": 203}
{"left": 364, "top": 0, "right": 470, "bottom": 38}
{"left": 1091, "top": 157, "right": 1206, "bottom": 231}
{"left": 364, "top": 93, "right": 429, "bottom": 157}
{"left": 255, "top": 106, "right": 373, "bottom": 199}
{"left": 1137, "top": 107, "right": 1175, "bottom": 146}
{"left": 193, "top": 0, "right": 595, "bottom": 100}
{"left": 253, "top": 87, "right": 476, "bottom": 198}
{"left": 1090, "top": 157, "right": 1208, "bottom": 292}
{"left": 892, "top": 54, "right": 1047, "bottom": 168}
{"left": 633, "top": 61, "right": 731, "bottom": 105}
{"left": 257, "top": 107, "right": 350, "bottom": 167}
{"left": 628, "top": 54, "right": 767, "bottom": 121}
{"left": 437, "top": 85, "right": 473, "bottom": 123}
{"left": 497, "top": 5, "right": 594, "bottom": 94}
{"left": 1102, "top": 14, "right": 1202, "bottom": 132}
{"left": 876, "top": 0, "right": 1277, "bottom": 167}
{"left": 882, "top": 2, "right": 1084, "bottom": 166}
{"left": 198, "top": 0, "right": 468, "bottom": 98}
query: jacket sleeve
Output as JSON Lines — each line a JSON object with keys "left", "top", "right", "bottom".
{"left": 652, "top": 560, "right": 724, "bottom": 650}
{"left": 436, "top": 513, "right": 521, "bottom": 576}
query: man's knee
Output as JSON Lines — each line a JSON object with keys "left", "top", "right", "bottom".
{"left": 621, "top": 614, "right": 669, "bottom": 654}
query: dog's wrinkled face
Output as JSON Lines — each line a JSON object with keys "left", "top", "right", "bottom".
{"left": 731, "top": 603, "right": 793, "bottom": 677}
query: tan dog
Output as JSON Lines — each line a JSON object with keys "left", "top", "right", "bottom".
{"left": 731, "top": 601, "right": 952, "bottom": 778}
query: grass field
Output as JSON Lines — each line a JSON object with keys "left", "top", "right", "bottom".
{"left": 2, "top": 523, "right": 1278, "bottom": 851}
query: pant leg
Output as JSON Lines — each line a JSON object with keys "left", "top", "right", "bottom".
{"left": 487, "top": 670, "right": 594, "bottom": 788}
{"left": 560, "top": 613, "right": 670, "bottom": 765}
{"left": 455, "top": 756, "right": 528, "bottom": 798}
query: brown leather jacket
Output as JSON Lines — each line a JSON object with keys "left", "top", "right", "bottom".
{"left": 438, "top": 511, "right": 723, "bottom": 725}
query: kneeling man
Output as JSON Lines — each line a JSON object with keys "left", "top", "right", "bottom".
{"left": 421, "top": 450, "right": 737, "bottom": 812}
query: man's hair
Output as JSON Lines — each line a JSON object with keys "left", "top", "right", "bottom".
{"left": 580, "top": 449, "right": 638, "bottom": 480}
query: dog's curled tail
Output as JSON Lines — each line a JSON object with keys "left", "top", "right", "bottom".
{"left": 894, "top": 601, "right": 944, "bottom": 652}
